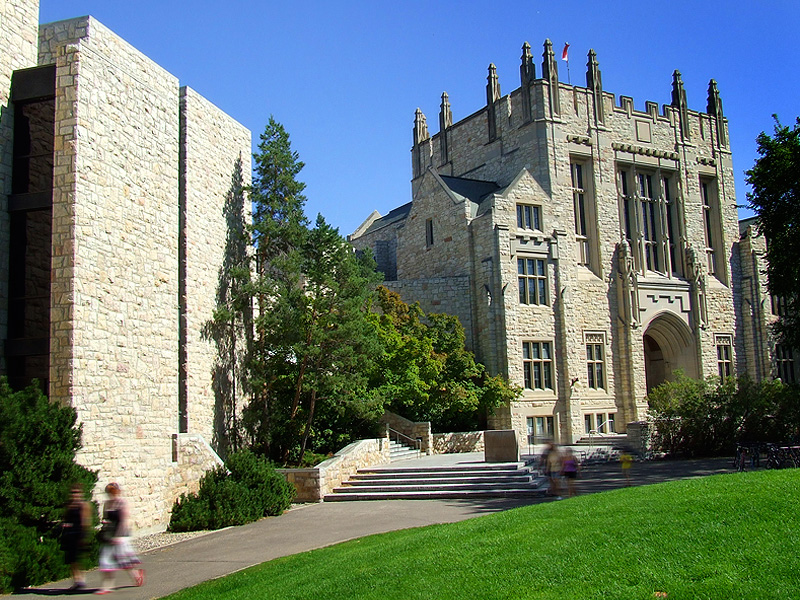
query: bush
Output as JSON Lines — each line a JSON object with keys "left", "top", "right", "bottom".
{"left": 0, "top": 377, "right": 98, "bottom": 593}
{"left": 169, "top": 449, "right": 295, "bottom": 532}
{"left": 647, "top": 374, "right": 800, "bottom": 457}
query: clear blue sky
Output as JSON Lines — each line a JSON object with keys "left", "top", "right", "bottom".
{"left": 39, "top": 0, "right": 799, "bottom": 236}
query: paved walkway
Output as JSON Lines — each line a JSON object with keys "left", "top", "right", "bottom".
{"left": 12, "top": 454, "right": 733, "bottom": 600}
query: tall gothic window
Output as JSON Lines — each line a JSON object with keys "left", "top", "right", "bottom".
{"left": 701, "top": 178, "right": 723, "bottom": 281}
{"left": 571, "top": 159, "right": 598, "bottom": 273}
{"left": 618, "top": 166, "right": 681, "bottom": 276}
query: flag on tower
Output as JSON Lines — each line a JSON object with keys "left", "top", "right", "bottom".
{"left": 562, "top": 43, "right": 570, "bottom": 61}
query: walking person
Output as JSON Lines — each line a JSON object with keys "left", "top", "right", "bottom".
{"left": 96, "top": 483, "right": 144, "bottom": 595}
{"left": 560, "top": 448, "right": 580, "bottom": 497}
{"left": 62, "top": 483, "right": 91, "bottom": 591}
{"left": 620, "top": 448, "right": 634, "bottom": 486}
{"left": 545, "top": 443, "right": 563, "bottom": 498}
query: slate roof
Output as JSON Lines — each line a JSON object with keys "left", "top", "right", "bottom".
{"left": 361, "top": 201, "right": 413, "bottom": 235}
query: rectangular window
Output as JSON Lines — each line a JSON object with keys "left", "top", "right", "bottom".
{"left": 516, "top": 204, "right": 541, "bottom": 230}
{"left": 776, "top": 345, "right": 796, "bottom": 384}
{"left": 571, "top": 161, "right": 593, "bottom": 268}
{"left": 425, "top": 218, "right": 434, "bottom": 247}
{"left": 584, "top": 414, "right": 593, "bottom": 434}
{"left": 716, "top": 335, "right": 733, "bottom": 380}
{"left": 522, "top": 341, "right": 553, "bottom": 390}
{"left": 700, "top": 178, "right": 723, "bottom": 280}
{"left": 596, "top": 413, "right": 606, "bottom": 433}
{"left": 518, "top": 258, "right": 548, "bottom": 305}
{"left": 586, "top": 342, "right": 605, "bottom": 390}
{"left": 607, "top": 413, "right": 616, "bottom": 433}
{"left": 536, "top": 416, "right": 555, "bottom": 439}
{"left": 771, "top": 295, "right": 789, "bottom": 317}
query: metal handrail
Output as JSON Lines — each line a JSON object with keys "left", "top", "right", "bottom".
{"left": 587, "top": 420, "right": 616, "bottom": 449}
{"left": 387, "top": 427, "right": 421, "bottom": 450}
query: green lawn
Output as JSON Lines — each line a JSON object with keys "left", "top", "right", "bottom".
{"left": 165, "top": 470, "right": 800, "bottom": 600}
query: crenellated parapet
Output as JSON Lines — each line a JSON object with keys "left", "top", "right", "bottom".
{"left": 409, "top": 39, "right": 730, "bottom": 181}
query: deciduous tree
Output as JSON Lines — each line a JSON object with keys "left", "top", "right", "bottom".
{"left": 746, "top": 116, "right": 800, "bottom": 349}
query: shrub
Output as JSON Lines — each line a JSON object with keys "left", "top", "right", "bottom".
{"left": 647, "top": 374, "right": 800, "bottom": 457}
{"left": 169, "top": 449, "right": 295, "bottom": 532}
{"left": 0, "top": 378, "right": 98, "bottom": 593}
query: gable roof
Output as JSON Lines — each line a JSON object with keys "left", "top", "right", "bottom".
{"left": 359, "top": 201, "right": 413, "bottom": 236}
{"left": 438, "top": 175, "right": 501, "bottom": 204}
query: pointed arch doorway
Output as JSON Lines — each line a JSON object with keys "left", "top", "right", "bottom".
{"left": 643, "top": 313, "right": 697, "bottom": 394}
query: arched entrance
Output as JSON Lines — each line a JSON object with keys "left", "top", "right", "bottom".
{"left": 643, "top": 312, "right": 697, "bottom": 393}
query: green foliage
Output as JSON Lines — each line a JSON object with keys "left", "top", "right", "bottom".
{"left": 164, "top": 470, "right": 800, "bottom": 600}
{"left": 169, "top": 450, "right": 295, "bottom": 533}
{"left": 647, "top": 373, "right": 800, "bottom": 456}
{"left": 370, "top": 287, "right": 519, "bottom": 432}
{"left": 745, "top": 116, "right": 800, "bottom": 349}
{"left": 0, "top": 518, "right": 68, "bottom": 593}
{"left": 0, "top": 377, "right": 98, "bottom": 592}
{"left": 219, "top": 117, "right": 386, "bottom": 465}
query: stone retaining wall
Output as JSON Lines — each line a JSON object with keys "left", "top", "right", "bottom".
{"left": 278, "top": 438, "right": 391, "bottom": 503}
{"left": 432, "top": 431, "right": 484, "bottom": 454}
{"left": 381, "top": 411, "right": 432, "bottom": 455}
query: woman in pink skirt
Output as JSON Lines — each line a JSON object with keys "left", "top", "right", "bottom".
{"left": 96, "top": 483, "right": 144, "bottom": 595}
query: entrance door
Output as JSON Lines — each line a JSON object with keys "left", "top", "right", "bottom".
{"left": 643, "top": 313, "right": 697, "bottom": 394}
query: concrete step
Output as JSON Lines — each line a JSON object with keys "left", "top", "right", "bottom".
{"left": 346, "top": 475, "right": 534, "bottom": 486}
{"left": 324, "top": 486, "right": 546, "bottom": 501}
{"left": 324, "top": 459, "right": 545, "bottom": 501}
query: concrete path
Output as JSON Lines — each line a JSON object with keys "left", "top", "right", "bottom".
{"left": 12, "top": 455, "right": 733, "bottom": 600}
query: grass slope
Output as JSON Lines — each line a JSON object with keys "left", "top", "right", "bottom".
{"left": 165, "top": 470, "right": 800, "bottom": 600}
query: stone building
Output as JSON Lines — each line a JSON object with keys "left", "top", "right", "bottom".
{"left": 1, "top": 1, "right": 251, "bottom": 532}
{"left": 737, "top": 217, "right": 798, "bottom": 385}
{"left": 351, "top": 40, "right": 758, "bottom": 446}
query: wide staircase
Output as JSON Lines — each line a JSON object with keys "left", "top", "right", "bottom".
{"left": 324, "top": 460, "right": 546, "bottom": 501}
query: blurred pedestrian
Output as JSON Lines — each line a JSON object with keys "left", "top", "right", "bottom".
{"left": 96, "top": 483, "right": 144, "bottom": 595}
{"left": 620, "top": 448, "right": 634, "bottom": 486}
{"left": 62, "top": 483, "right": 91, "bottom": 591}
{"left": 560, "top": 447, "right": 580, "bottom": 497}
{"left": 545, "top": 443, "right": 562, "bottom": 497}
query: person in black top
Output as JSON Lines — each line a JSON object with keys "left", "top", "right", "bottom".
{"left": 62, "top": 483, "right": 91, "bottom": 591}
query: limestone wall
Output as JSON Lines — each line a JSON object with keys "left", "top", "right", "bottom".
{"left": 0, "top": 0, "right": 41, "bottom": 365}
{"left": 432, "top": 431, "right": 484, "bottom": 454}
{"left": 180, "top": 87, "right": 251, "bottom": 452}
{"left": 170, "top": 433, "right": 225, "bottom": 500}
{"left": 44, "top": 17, "right": 182, "bottom": 533}
{"left": 382, "top": 276, "right": 474, "bottom": 351}
{"left": 278, "top": 438, "right": 390, "bottom": 502}
{"left": 381, "top": 411, "right": 432, "bottom": 454}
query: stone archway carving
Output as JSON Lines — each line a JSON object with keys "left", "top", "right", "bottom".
{"left": 643, "top": 311, "right": 697, "bottom": 393}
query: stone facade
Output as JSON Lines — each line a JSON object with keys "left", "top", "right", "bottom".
{"left": 1, "top": 2, "right": 251, "bottom": 533}
{"left": 352, "top": 40, "right": 751, "bottom": 446}
{"left": 737, "top": 219, "right": 798, "bottom": 385}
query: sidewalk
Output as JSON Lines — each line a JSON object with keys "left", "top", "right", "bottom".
{"left": 12, "top": 456, "right": 733, "bottom": 600}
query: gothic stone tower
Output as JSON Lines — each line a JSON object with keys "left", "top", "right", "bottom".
{"left": 352, "top": 40, "right": 740, "bottom": 445}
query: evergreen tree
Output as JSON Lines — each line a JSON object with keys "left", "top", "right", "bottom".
{"left": 225, "top": 118, "right": 384, "bottom": 463}
{"left": 746, "top": 116, "right": 800, "bottom": 349}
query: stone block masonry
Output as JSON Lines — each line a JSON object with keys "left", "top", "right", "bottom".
{"left": 43, "top": 16, "right": 182, "bottom": 533}
{"left": 180, "top": 87, "right": 251, "bottom": 453}
{"left": 8, "top": 14, "right": 251, "bottom": 533}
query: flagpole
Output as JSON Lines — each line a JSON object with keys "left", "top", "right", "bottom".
{"left": 562, "top": 42, "right": 571, "bottom": 85}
